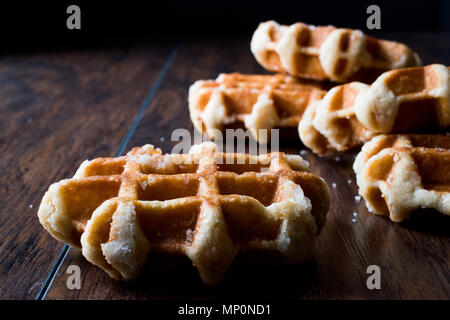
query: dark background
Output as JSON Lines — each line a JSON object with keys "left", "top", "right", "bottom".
{"left": 1, "top": 0, "right": 449, "bottom": 53}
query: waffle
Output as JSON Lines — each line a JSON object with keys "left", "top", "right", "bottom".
{"left": 189, "top": 73, "right": 326, "bottom": 143}
{"left": 38, "top": 142, "right": 330, "bottom": 284}
{"left": 298, "top": 82, "right": 376, "bottom": 155}
{"left": 353, "top": 134, "right": 450, "bottom": 222}
{"left": 355, "top": 64, "right": 450, "bottom": 133}
{"left": 251, "top": 21, "right": 421, "bottom": 83}
{"left": 298, "top": 64, "right": 450, "bottom": 155}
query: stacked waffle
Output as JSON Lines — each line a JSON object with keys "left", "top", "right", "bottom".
{"left": 189, "top": 21, "right": 430, "bottom": 146}
{"left": 188, "top": 21, "right": 449, "bottom": 222}
{"left": 300, "top": 64, "right": 450, "bottom": 155}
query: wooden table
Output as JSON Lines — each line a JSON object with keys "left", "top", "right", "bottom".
{"left": 0, "top": 33, "right": 448, "bottom": 300}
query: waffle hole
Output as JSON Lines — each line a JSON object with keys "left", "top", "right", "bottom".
{"left": 293, "top": 53, "right": 324, "bottom": 76}
{"left": 94, "top": 202, "right": 117, "bottom": 244}
{"left": 365, "top": 38, "right": 384, "bottom": 61}
{"left": 136, "top": 200, "right": 201, "bottom": 246}
{"left": 138, "top": 175, "right": 199, "bottom": 201}
{"left": 291, "top": 175, "right": 328, "bottom": 231}
{"left": 264, "top": 51, "right": 283, "bottom": 70}
{"left": 272, "top": 91, "right": 311, "bottom": 117}
{"left": 220, "top": 199, "right": 281, "bottom": 242}
{"left": 83, "top": 158, "right": 126, "bottom": 176}
{"left": 223, "top": 90, "right": 258, "bottom": 114}
{"left": 217, "top": 175, "right": 278, "bottom": 206}
{"left": 268, "top": 26, "right": 276, "bottom": 41}
{"left": 339, "top": 33, "right": 350, "bottom": 52}
{"left": 296, "top": 28, "right": 310, "bottom": 46}
{"left": 371, "top": 155, "right": 395, "bottom": 181}
{"left": 216, "top": 154, "right": 271, "bottom": 174}
{"left": 412, "top": 150, "right": 450, "bottom": 192}
{"left": 197, "top": 91, "right": 212, "bottom": 111}
{"left": 60, "top": 177, "right": 121, "bottom": 229}
{"left": 334, "top": 58, "right": 348, "bottom": 76}
{"left": 409, "top": 135, "right": 450, "bottom": 149}
{"left": 366, "top": 187, "right": 389, "bottom": 215}
{"left": 386, "top": 68, "right": 425, "bottom": 95}
{"left": 328, "top": 117, "right": 352, "bottom": 144}
{"left": 217, "top": 162, "right": 271, "bottom": 174}
{"left": 392, "top": 99, "right": 439, "bottom": 132}
{"left": 200, "top": 121, "right": 207, "bottom": 133}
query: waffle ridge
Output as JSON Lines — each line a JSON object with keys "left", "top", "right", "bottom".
{"left": 38, "top": 142, "right": 330, "bottom": 284}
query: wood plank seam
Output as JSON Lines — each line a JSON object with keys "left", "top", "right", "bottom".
{"left": 35, "top": 45, "right": 179, "bottom": 300}
{"left": 35, "top": 245, "right": 70, "bottom": 299}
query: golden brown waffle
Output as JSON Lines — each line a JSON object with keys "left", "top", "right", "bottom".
{"left": 353, "top": 134, "right": 450, "bottom": 222}
{"left": 38, "top": 142, "right": 330, "bottom": 284}
{"left": 189, "top": 73, "right": 326, "bottom": 143}
{"left": 355, "top": 64, "right": 450, "bottom": 133}
{"left": 251, "top": 21, "right": 421, "bottom": 83}
{"left": 298, "top": 65, "right": 450, "bottom": 155}
{"left": 299, "top": 82, "right": 376, "bottom": 155}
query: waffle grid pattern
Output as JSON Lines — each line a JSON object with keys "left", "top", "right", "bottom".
{"left": 189, "top": 73, "right": 326, "bottom": 143}
{"left": 38, "top": 143, "right": 330, "bottom": 284}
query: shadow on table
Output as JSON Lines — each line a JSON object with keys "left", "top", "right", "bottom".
{"left": 399, "top": 209, "right": 450, "bottom": 236}
{"left": 117, "top": 253, "right": 318, "bottom": 299}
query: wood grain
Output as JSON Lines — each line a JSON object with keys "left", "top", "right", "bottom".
{"left": 44, "top": 35, "right": 449, "bottom": 299}
{"left": 0, "top": 45, "right": 173, "bottom": 299}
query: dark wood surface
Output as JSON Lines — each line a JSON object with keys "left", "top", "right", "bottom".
{"left": 0, "top": 33, "right": 448, "bottom": 300}
{"left": 0, "top": 45, "right": 173, "bottom": 299}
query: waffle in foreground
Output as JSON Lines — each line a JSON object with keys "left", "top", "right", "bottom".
{"left": 299, "top": 64, "right": 450, "bottom": 155}
{"left": 251, "top": 21, "right": 421, "bottom": 83}
{"left": 38, "top": 142, "right": 330, "bottom": 284}
{"left": 189, "top": 73, "right": 326, "bottom": 143}
{"left": 354, "top": 134, "right": 450, "bottom": 222}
